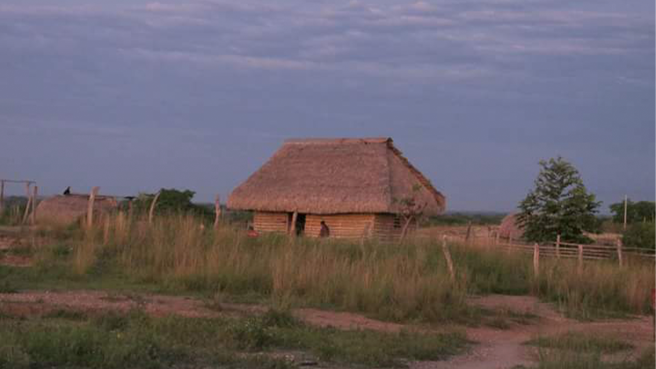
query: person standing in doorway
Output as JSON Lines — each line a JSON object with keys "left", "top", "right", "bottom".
{"left": 319, "top": 220, "right": 330, "bottom": 238}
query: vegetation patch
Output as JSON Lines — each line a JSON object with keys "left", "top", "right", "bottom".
{"left": 526, "top": 331, "right": 634, "bottom": 354}
{"left": 0, "top": 308, "right": 467, "bottom": 368}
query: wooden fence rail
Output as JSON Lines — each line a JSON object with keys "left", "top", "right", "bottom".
{"left": 495, "top": 239, "right": 655, "bottom": 263}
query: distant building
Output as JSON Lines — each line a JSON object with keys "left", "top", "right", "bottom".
{"left": 227, "top": 137, "right": 446, "bottom": 240}
{"left": 36, "top": 194, "right": 118, "bottom": 225}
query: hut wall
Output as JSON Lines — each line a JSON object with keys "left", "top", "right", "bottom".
{"left": 372, "top": 214, "right": 401, "bottom": 241}
{"left": 253, "top": 212, "right": 415, "bottom": 241}
{"left": 305, "top": 214, "right": 375, "bottom": 239}
{"left": 253, "top": 212, "right": 289, "bottom": 233}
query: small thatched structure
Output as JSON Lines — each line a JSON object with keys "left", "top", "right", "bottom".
{"left": 36, "top": 194, "right": 118, "bottom": 225}
{"left": 228, "top": 137, "right": 446, "bottom": 240}
{"left": 498, "top": 213, "right": 524, "bottom": 240}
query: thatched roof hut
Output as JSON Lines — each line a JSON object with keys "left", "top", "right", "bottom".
{"left": 498, "top": 213, "right": 524, "bottom": 239}
{"left": 36, "top": 194, "right": 118, "bottom": 225}
{"left": 228, "top": 137, "right": 446, "bottom": 239}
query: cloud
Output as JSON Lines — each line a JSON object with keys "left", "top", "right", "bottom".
{"left": 0, "top": 0, "right": 652, "bottom": 208}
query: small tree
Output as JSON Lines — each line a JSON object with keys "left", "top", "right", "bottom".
{"left": 517, "top": 157, "right": 600, "bottom": 243}
{"left": 394, "top": 184, "right": 427, "bottom": 241}
{"left": 131, "top": 188, "right": 213, "bottom": 219}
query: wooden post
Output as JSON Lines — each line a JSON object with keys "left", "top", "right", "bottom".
{"left": 31, "top": 185, "right": 38, "bottom": 225}
{"left": 148, "top": 191, "right": 161, "bottom": 225}
{"left": 87, "top": 187, "right": 99, "bottom": 228}
{"left": 214, "top": 194, "right": 221, "bottom": 229}
{"left": 289, "top": 211, "right": 298, "bottom": 235}
{"left": 616, "top": 239, "right": 623, "bottom": 268}
{"left": 21, "top": 182, "right": 32, "bottom": 224}
{"left": 0, "top": 180, "right": 4, "bottom": 214}
{"left": 533, "top": 243, "right": 540, "bottom": 278}
{"left": 495, "top": 231, "right": 499, "bottom": 245}
{"left": 577, "top": 244, "right": 584, "bottom": 275}
{"left": 555, "top": 234, "right": 561, "bottom": 259}
{"left": 442, "top": 235, "right": 455, "bottom": 282}
{"left": 465, "top": 221, "right": 472, "bottom": 243}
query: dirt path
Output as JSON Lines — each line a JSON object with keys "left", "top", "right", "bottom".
{"left": 414, "top": 295, "right": 654, "bottom": 369}
{"left": 0, "top": 290, "right": 652, "bottom": 369}
{"left": 0, "top": 290, "right": 404, "bottom": 332}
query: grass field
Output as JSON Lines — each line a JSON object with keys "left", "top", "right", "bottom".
{"left": 1, "top": 213, "right": 654, "bottom": 368}
{"left": 3, "top": 213, "right": 654, "bottom": 322}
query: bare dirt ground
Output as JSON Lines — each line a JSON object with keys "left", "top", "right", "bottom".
{"left": 418, "top": 295, "right": 654, "bottom": 369}
{"left": 0, "top": 290, "right": 652, "bottom": 369}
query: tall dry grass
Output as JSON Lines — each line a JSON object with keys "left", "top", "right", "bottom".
{"left": 60, "top": 213, "right": 655, "bottom": 322}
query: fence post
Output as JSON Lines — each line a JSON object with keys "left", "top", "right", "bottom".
{"left": 465, "top": 221, "right": 472, "bottom": 244}
{"left": 87, "top": 186, "right": 99, "bottom": 229}
{"left": 495, "top": 230, "right": 499, "bottom": 245}
{"left": 616, "top": 239, "right": 623, "bottom": 268}
{"left": 148, "top": 191, "right": 161, "bottom": 225}
{"left": 555, "top": 234, "right": 561, "bottom": 259}
{"left": 31, "top": 185, "right": 38, "bottom": 225}
{"left": 442, "top": 235, "right": 455, "bottom": 282}
{"left": 214, "top": 194, "right": 221, "bottom": 229}
{"left": 21, "top": 182, "right": 32, "bottom": 224}
{"left": 577, "top": 244, "right": 583, "bottom": 274}
{"left": 533, "top": 243, "right": 540, "bottom": 278}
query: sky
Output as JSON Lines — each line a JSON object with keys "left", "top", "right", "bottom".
{"left": 0, "top": 0, "right": 654, "bottom": 212}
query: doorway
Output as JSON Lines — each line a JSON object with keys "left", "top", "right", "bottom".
{"left": 288, "top": 213, "right": 306, "bottom": 236}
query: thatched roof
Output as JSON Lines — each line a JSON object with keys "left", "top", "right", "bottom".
{"left": 36, "top": 194, "right": 118, "bottom": 225}
{"left": 228, "top": 138, "right": 446, "bottom": 215}
{"left": 498, "top": 213, "right": 524, "bottom": 239}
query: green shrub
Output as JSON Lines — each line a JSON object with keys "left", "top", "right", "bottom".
{"left": 622, "top": 222, "right": 655, "bottom": 250}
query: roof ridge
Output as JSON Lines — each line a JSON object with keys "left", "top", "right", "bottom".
{"left": 284, "top": 137, "right": 390, "bottom": 145}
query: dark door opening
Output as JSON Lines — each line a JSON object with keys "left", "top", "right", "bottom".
{"left": 288, "top": 213, "right": 307, "bottom": 236}
{"left": 295, "top": 214, "right": 306, "bottom": 236}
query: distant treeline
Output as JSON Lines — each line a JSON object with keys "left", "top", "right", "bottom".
{"left": 424, "top": 212, "right": 507, "bottom": 226}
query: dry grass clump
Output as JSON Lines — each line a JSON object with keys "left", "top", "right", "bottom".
{"left": 47, "top": 213, "right": 655, "bottom": 322}
{"left": 64, "top": 214, "right": 471, "bottom": 322}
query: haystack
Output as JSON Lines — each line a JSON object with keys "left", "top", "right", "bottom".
{"left": 498, "top": 213, "right": 524, "bottom": 239}
{"left": 36, "top": 194, "right": 118, "bottom": 225}
{"left": 228, "top": 137, "right": 446, "bottom": 240}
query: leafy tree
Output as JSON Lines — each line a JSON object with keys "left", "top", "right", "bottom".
{"left": 517, "top": 157, "right": 600, "bottom": 243}
{"left": 609, "top": 200, "right": 655, "bottom": 224}
{"left": 130, "top": 188, "right": 213, "bottom": 218}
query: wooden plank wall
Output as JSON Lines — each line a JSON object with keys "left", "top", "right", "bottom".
{"left": 253, "top": 212, "right": 414, "bottom": 241}
{"left": 253, "top": 212, "right": 288, "bottom": 233}
{"left": 373, "top": 214, "right": 402, "bottom": 241}
{"left": 305, "top": 214, "right": 375, "bottom": 239}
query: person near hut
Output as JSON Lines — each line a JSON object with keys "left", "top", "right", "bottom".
{"left": 247, "top": 223, "right": 259, "bottom": 238}
{"left": 319, "top": 220, "right": 330, "bottom": 238}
